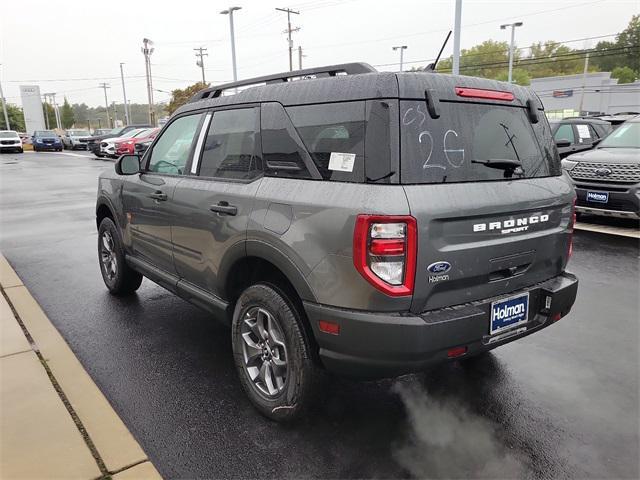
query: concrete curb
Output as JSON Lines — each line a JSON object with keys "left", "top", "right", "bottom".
{"left": 0, "top": 253, "right": 162, "bottom": 479}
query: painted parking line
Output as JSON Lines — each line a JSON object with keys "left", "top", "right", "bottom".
{"left": 575, "top": 222, "right": 640, "bottom": 239}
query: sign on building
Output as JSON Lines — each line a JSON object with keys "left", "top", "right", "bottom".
{"left": 552, "top": 89, "right": 574, "bottom": 98}
{"left": 19, "top": 85, "right": 46, "bottom": 135}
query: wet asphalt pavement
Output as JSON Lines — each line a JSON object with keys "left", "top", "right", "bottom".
{"left": 0, "top": 151, "right": 638, "bottom": 479}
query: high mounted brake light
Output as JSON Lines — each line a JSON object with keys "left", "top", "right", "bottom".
{"left": 353, "top": 215, "right": 417, "bottom": 297}
{"left": 455, "top": 87, "right": 514, "bottom": 102}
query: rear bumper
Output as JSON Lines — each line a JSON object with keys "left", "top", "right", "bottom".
{"left": 304, "top": 272, "right": 578, "bottom": 378}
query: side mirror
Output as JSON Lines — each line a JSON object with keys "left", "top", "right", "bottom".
{"left": 115, "top": 154, "right": 141, "bottom": 175}
{"left": 555, "top": 139, "right": 571, "bottom": 148}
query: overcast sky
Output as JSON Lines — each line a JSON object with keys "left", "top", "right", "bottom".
{"left": 0, "top": 0, "right": 636, "bottom": 108}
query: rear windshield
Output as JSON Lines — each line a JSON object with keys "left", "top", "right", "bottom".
{"left": 400, "top": 100, "right": 559, "bottom": 184}
{"left": 599, "top": 122, "right": 640, "bottom": 148}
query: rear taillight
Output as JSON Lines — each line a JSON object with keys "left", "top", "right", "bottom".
{"left": 568, "top": 197, "right": 577, "bottom": 259}
{"left": 353, "top": 215, "right": 417, "bottom": 296}
{"left": 455, "top": 86, "right": 514, "bottom": 101}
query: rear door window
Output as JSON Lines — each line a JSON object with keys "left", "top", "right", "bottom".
{"left": 401, "top": 100, "right": 558, "bottom": 184}
{"left": 286, "top": 102, "right": 365, "bottom": 182}
{"left": 198, "top": 107, "right": 262, "bottom": 180}
{"left": 554, "top": 124, "right": 575, "bottom": 144}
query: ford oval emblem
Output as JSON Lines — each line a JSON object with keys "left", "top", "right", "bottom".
{"left": 427, "top": 261, "right": 452, "bottom": 274}
{"left": 595, "top": 167, "right": 612, "bottom": 177}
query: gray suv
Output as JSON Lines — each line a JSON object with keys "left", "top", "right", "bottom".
{"left": 96, "top": 63, "right": 579, "bottom": 421}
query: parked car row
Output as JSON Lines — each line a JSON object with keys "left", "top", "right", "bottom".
{"left": 85, "top": 124, "right": 153, "bottom": 157}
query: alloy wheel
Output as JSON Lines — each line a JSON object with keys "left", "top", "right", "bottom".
{"left": 100, "top": 231, "right": 117, "bottom": 281}
{"left": 240, "top": 306, "right": 289, "bottom": 398}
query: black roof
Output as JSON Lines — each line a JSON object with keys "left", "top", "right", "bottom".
{"left": 175, "top": 62, "right": 540, "bottom": 115}
{"left": 550, "top": 117, "right": 613, "bottom": 125}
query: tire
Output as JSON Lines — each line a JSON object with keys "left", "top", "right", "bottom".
{"left": 97, "top": 217, "right": 142, "bottom": 295}
{"left": 232, "top": 283, "right": 320, "bottom": 422}
{"left": 17, "top": 148, "right": 23, "bottom": 154}
{"left": 57, "top": 148, "right": 62, "bottom": 152}
{"left": 33, "top": 147, "right": 38, "bottom": 152}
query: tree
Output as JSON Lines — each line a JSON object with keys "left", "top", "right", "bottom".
{"left": 616, "top": 14, "right": 640, "bottom": 73}
{"left": 495, "top": 68, "right": 531, "bottom": 85}
{"left": 611, "top": 66, "right": 637, "bottom": 83}
{"left": 61, "top": 97, "right": 74, "bottom": 128}
{"left": 0, "top": 104, "right": 26, "bottom": 131}
{"left": 166, "top": 82, "right": 209, "bottom": 115}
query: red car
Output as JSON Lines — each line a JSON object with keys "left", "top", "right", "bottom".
{"left": 115, "top": 128, "right": 160, "bottom": 155}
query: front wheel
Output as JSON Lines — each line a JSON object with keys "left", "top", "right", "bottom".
{"left": 231, "top": 283, "right": 320, "bottom": 422}
{"left": 98, "top": 217, "right": 142, "bottom": 295}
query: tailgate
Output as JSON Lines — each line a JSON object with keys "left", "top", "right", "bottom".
{"left": 404, "top": 177, "right": 574, "bottom": 314}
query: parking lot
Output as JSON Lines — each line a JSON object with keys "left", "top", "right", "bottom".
{"left": 0, "top": 150, "right": 638, "bottom": 479}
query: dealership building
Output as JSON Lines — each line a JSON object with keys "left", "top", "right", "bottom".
{"left": 530, "top": 72, "right": 640, "bottom": 119}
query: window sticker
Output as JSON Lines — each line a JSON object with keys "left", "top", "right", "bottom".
{"left": 576, "top": 124, "right": 591, "bottom": 139}
{"left": 328, "top": 152, "right": 356, "bottom": 172}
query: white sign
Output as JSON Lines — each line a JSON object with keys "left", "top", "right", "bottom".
{"left": 328, "top": 152, "right": 356, "bottom": 172}
{"left": 576, "top": 124, "right": 591, "bottom": 139}
{"left": 19, "top": 85, "right": 46, "bottom": 135}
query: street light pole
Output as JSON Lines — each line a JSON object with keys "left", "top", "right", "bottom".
{"left": 452, "top": 0, "right": 462, "bottom": 75}
{"left": 0, "top": 64, "right": 10, "bottom": 130}
{"left": 120, "top": 63, "right": 130, "bottom": 125}
{"left": 500, "top": 22, "right": 523, "bottom": 83}
{"left": 221, "top": 7, "right": 242, "bottom": 82}
{"left": 392, "top": 46, "right": 408, "bottom": 72}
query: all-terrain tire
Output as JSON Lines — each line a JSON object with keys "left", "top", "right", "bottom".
{"left": 97, "top": 217, "right": 142, "bottom": 295}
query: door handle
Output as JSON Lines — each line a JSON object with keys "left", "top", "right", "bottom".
{"left": 148, "top": 191, "right": 168, "bottom": 201}
{"left": 209, "top": 201, "right": 237, "bottom": 216}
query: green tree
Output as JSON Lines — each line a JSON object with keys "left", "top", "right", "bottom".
{"left": 61, "top": 97, "right": 75, "bottom": 128}
{"left": 166, "top": 82, "right": 209, "bottom": 115}
{"left": 527, "top": 42, "right": 584, "bottom": 78}
{"left": 438, "top": 40, "right": 513, "bottom": 79}
{"left": 495, "top": 68, "right": 531, "bottom": 85}
{"left": 0, "top": 104, "right": 26, "bottom": 131}
{"left": 611, "top": 66, "right": 637, "bottom": 83}
{"left": 616, "top": 14, "right": 640, "bottom": 73}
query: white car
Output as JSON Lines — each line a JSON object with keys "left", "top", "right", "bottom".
{"left": 62, "top": 129, "right": 92, "bottom": 150}
{"left": 100, "top": 128, "right": 151, "bottom": 158}
{"left": 0, "top": 130, "right": 23, "bottom": 153}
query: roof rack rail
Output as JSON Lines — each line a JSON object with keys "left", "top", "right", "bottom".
{"left": 189, "top": 62, "right": 377, "bottom": 103}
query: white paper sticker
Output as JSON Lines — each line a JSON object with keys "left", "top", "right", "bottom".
{"left": 328, "top": 152, "right": 356, "bottom": 172}
{"left": 576, "top": 124, "right": 591, "bottom": 139}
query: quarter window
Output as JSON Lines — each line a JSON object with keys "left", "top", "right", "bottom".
{"left": 148, "top": 113, "right": 204, "bottom": 175}
{"left": 199, "top": 108, "right": 261, "bottom": 180}
{"left": 286, "top": 102, "right": 366, "bottom": 182}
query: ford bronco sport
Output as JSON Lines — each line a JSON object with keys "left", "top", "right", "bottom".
{"left": 96, "top": 63, "right": 579, "bottom": 421}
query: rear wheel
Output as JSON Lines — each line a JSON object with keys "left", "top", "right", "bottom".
{"left": 98, "top": 217, "right": 142, "bottom": 295}
{"left": 231, "top": 283, "right": 320, "bottom": 422}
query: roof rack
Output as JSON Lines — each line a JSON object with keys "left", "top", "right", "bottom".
{"left": 189, "top": 62, "right": 377, "bottom": 103}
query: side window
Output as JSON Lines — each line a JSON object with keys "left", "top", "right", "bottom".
{"left": 286, "top": 102, "right": 365, "bottom": 182}
{"left": 148, "top": 113, "right": 204, "bottom": 174}
{"left": 260, "top": 102, "right": 313, "bottom": 179}
{"left": 554, "top": 124, "right": 575, "bottom": 144}
{"left": 199, "top": 108, "right": 261, "bottom": 180}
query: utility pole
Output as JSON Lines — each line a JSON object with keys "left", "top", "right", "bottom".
{"left": 298, "top": 46, "right": 305, "bottom": 70}
{"left": 120, "top": 63, "right": 130, "bottom": 125}
{"left": 578, "top": 52, "right": 590, "bottom": 114}
{"left": 112, "top": 101, "right": 118, "bottom": 127}
{"left": 142, "top": 38, "right": 155, "bottom": 126}
{"left": 452, "top": 0, "right": 462, "bottom": 75}
{"left": 276, "top": 7, "right": 300, "bottom": 71}
{"left": 98, "top": 83, "right": 111, "bottom": 128}
{"left": 220, "top": 7, "right": 242, "bottom": 83}
{"left": 392, "top": 46, "right": 408, "bottom": 72}
{"left": 194, "top": 47, "right": 208, "bottom": 84}
{"left": 51, "top": 93, "right": 61, "bottom": 129}
{"left": 501, "top": 21, "right": 523, "bottom": 83}
{"left": 43, "top": 94, "right": 50, "bottom": 129}
{"left": 0, "top": 64, "right": 10, "bottom": 130}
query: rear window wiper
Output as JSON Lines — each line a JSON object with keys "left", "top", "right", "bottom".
{"left": 471, "top": 159, "right": 524, "bottom": 178}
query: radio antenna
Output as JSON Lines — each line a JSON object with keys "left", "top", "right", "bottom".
{"left": 425, "top": 30, "right": 452, "bottom": 72}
